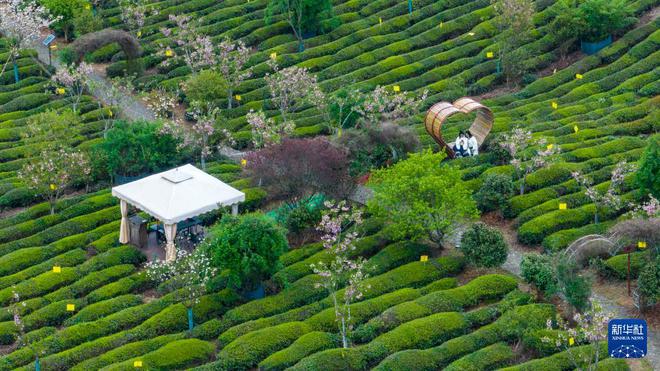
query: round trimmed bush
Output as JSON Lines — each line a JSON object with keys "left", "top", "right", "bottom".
{"left": 459, "top": 223, "right": 509, "bottom": 268}
{"left": 474, "top": 173, "right": 515, "bottom": 212}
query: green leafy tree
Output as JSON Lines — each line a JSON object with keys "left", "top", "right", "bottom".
{"left": 205, "top": 214, "right": 289, "bottom": 291}
{"left": 576, "top": 0, "right": 631, "bottom": 42}
{"left": 474, "top": 173, "right": 515, "bottom": 213}
{"left": 183, "top": 70, "right": 227, "bottom": 111}
{"left": 521, "top": 253, "right": 558, "bottom": 299}
{"left": 265, "top": 0, "right": 338, "bottom": 51}
{"left": 551, "top": 0, "right": 632, "bottom": 47}
{"left": 556, "top": 256, "right": 592, "bottom": 312}
{"left": 636, "top": 134, "right": 660, "bottom": 199}
{"left": 459, "top": 223, "right": 509, "bottom": 268}
{"left": 41, "top": 0, "right": 91, "bottom": 41}
{"left": 367, "top": 149, "right": 479, "bottom": 246}
{"left": 492, "top": 0, "right": 536, "bottom": 85}
{"left": 92, "top": 120, "right": 183, "bottom": 179}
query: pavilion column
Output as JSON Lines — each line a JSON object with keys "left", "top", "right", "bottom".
{"left": 164, "top": 223, "right": 178, "bottom": 262}
{"left": 119, "top": 199, "right": 129, "bottom": 244}
{"left": 232, "top": 204, "right": 238, "bottom": 216}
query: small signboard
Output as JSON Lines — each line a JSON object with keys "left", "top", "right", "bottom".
{"left": 66, "top": 304, "right": 75, "bottom": 312}
{"left": 53, "top": 266, "right": 61, "bottom": 273}
{"left": 608, "top": 319, "right": 647, "bottom": 359}
{"left": 420, "top": 255, "right": 428, "bottom": 262}
{"left": 134, "top": 360, "right": 143, "bottom": 368}
{"left": 43, "top": 34, "right": 56, "bottom": 47}
{"left": 559, "top": 203, "right": 567, "bottom": 210}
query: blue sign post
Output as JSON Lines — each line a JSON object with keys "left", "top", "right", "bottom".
{"left": 608, "top": 319, "right": 647, "bottom": 359}
{"left": 43, "top": 34, "right": 56, "bottom": 66}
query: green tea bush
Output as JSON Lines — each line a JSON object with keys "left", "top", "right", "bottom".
{"left": 259, "top": 331, "right": 337, "bottom": 371}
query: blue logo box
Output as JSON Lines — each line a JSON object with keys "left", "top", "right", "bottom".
{"left": 608, "top": 319, "right": 647, "bottom": 359}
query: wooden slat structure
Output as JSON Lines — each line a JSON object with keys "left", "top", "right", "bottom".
{"left": 424, "top": 97, "right": 494, "bottom": 158}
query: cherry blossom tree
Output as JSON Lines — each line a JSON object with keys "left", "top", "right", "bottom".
{"left": 498, "top": 128, "right": 561, "bottom": 195}
{"left": 0, "top": 0, "right": 59, "bottom": 83}
{"left": 159, "top": 107, "right": 234, "bottom": 171}
{"left": 310, "top": 201, "right": 369, "bottom": 348}
{"left": 145, "top": 87, "right": 177, "bottom": 119}
{"left": 632, "top": 195, "right": 660, "bottom": 219}
{"left": 51, "top": 62, "right": 93, "bottom": 113}
{"left": 160, "top": 15, "right": 214, "bottom": 75}
{"left": 542, "top": 301, "right": 612, "bottom": 371}
{"left": 246, "top": 109, "right": 294, "bottom": 149}
{"left": 215, "top": 38, "right": 253, "bottom": 109}
{"left": 118, "top": 0, "right": 157, "bottom": 36}
{"left": 8, "top": 289, "right": 44, "bottom": 371}
{"left": 354, "top": 86, "right": 429, "bottom": 128}
{"left": 145, "top": 248, "right": 216, "bottom": 330}
{"left": 265, "top": 58, "right": 326, "bottom": 125}
{"left": 572, "top": 161, "right": 636, "bottom": 223}
{"left": 18, "top": 147, "right": 91, "bottom": 214}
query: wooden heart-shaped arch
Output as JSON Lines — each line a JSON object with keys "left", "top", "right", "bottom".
{"left": 424, "top": 97, "right": 493, "bottom": 158}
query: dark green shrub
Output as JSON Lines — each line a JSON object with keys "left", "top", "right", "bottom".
{"left": 520, "top": 254, "right": 558, "bottom": 298}
{"left": 459, "top": 223, "right": 509, "bottom": 268}
{"left": 92, "top": 120, "right": 184, "bottom": 178}
{"left": 205, "top": 213, "right": 289, "bottom": 291}
{"left": 636, "top": 134, "right": 659, "bottom": 198}
{"left": 474, "top": 173, "right": 515, "bottom": 212}
{"left": 637, "top": 257, "right": 660, "bottom": 309}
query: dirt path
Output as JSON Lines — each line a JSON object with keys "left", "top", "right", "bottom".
{"left": 35, "top": 43, "right": 156, "bottom": 122}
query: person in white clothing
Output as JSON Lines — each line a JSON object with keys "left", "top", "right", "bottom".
{"left": 452, "top": 131, "right": 469, "bottom": 157}
{"left": 467, "top": 132, "right": 479, "bottom": 156}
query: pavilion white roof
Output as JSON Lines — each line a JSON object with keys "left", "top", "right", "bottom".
{"left": 111, "top": 164, "right": 245, "bottom": 224}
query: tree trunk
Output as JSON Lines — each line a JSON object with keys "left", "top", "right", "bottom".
{"left": 50, "top": 200, "right": 56, "bottom": 215}
{"left": 201, "top": 154, "right": 206, "bottom": 171}
{"left": 187, "top": 307, "right": 194, "bottom": 330}
{"left": 519, "top": 180, "right": 525, "bottom": 195}
{"left": 228, "top": 88, "right": 233, "bottom": 109}
{"left": 12, "top": 55, "right": 19, "bottom": 84}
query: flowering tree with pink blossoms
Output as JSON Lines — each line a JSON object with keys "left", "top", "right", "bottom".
{"left": 499, "top": 128, "right": 561, "bottom": 195}
{"left": 542, "top": 301, "right": 612, "bottom": 371}
{"left": 265, "top": 59, "right": 326, "bottom": 125}
{"left": 145, "top": 248, "right": 216, "bottom": 330}
{"left": 51, "top": 62, "right": 93, "bottom": 113}
{"left": 311, "top": 201, "right": 370, "bottom": 348}
{"left": 216, "top": 38, "right": 253, "bottom": 109}
{"left": 246, "top": 109, "right": 294, "bottom": 149}
{"left": 8, "top": 289, "right": 44, "bottom": 371}
{"left": 0, "top": 0, "right": 58, "bottom": 83}
{"left": 160, "top": 15, "right": 214, "bottom": 75}
{"left": 118, "top": 0, "right": 157, "bottom": 36}
{"left": 572, "top": 161, "right": 636, "bottom": 223}
{"left": 354, "top": 86, "right": 429, "bottom": 128}
{"left": 18, "top": 147, "right": 91, "bottom": 214}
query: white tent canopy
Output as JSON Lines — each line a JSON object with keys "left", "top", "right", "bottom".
{"left": 112, "top": 164, "right": 245, "bottom": 261}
